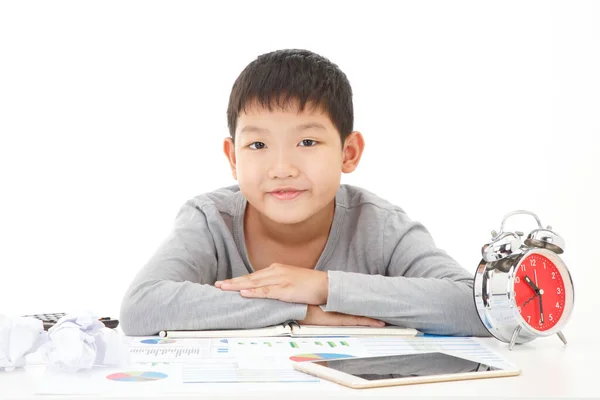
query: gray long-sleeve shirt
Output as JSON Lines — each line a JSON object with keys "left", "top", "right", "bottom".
{"left": 120, "top": 184, "right": 490, "bottom": 337}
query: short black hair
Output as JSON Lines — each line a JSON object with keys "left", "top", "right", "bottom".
{"left": 227, "top": 49, "right": 354, "bottom": 145}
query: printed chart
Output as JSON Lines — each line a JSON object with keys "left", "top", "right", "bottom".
{"left": 106, "top": 371, "right": 168, "bottom": 382}
{"left": 140, "top": 339, "right": 177, "bottom": 345}
{"left": 37, "top": 335, "right": 516, "bottom": 395}
{"left": 130, "top": 346, "right": 210, "bottom": 362}
{"left": 233, "top": 338, "right": 357, "bottom": 350}
{"left": 289, "top": 353, "right": 355, "bottom": 362}
{"left": 231, "top": 337, "right": 372, "bottom": 369}
{"left": 129, "top": 337, "right": 231, "bottom": 362}
{"left": 358, "top": 336, "right": 516, "bottom": 369}
{"left": 182, "top": 362, "right": 318, "bottom": 383}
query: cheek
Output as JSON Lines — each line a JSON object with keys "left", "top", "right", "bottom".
{"left": 302, "top": 160, "right": 342, "bottom": 200}
{"left": 235, "top": 156, "right": 262, "bottom": 182}
{"left": 306, "top": 154, "right": 342, "bottom": 180}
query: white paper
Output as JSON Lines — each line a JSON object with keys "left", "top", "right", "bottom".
{"left": 0, "top": 315, "right": 46, "bottom": 370}
{"left": 1, "top": 312, "right": 129, "bottom": 373}
{"left": 358, "top": 335, "right": 518, "bottom": 370}
{"left": 229, "top": 337, "right": 372, "bottom": 368}
{"left": 35, "top": 334, "right": 518, "bottom": 395}
{"left": 37, "top": 362, "right": 334, "bottom": 396}
{"left": 40, "top": 313, "right": 130, "bottom": 372}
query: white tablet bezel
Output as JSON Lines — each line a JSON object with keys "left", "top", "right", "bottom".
{"left": 292, "top": 352, "right": 521, "bottom": 389}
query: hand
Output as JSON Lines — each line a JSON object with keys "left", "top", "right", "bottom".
{"left": 523, "top": 275, "right": 540, "bottom": 294}
{"left": 538, "top": 293, "right": 544, "bottom": 324}
{"left": 523, "top": 275, "right": 544, "bottom": 323}
{"left": 521, "top": 292, "right": 545, "bottom": 324}
{"left": 522, "top": 294, "right": 537, "bottom": 308}
{"left": 300, "top": 305, "right": 386, "bottom": 327}
{"left": 215, "top": 263, "right": 329, "bottom": 305}
{"left": 534, "top": 269, "right": 545, "bottom": 323}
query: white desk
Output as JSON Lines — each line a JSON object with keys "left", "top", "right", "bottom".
{"left": 1, "top": 331, "right": 598, "bottom": 399}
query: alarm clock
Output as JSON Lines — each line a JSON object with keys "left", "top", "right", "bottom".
{"left": 473, "top": 210, "right": 574, "bottom": 350}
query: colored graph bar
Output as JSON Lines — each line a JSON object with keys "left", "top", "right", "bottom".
{"left": 290, "top": 342, "right": 299, "bottom": 348}
{"left": 263, "top": 342, "right": 273, "bottom": 347}
{"left": 340, "top": 341, "right": 349, "bottom": 347}
{"left": 327, "top": 341, "right": 336, "bottom": 348}
{"left": 315, "top": 341, "right": 323, "bottom": 346}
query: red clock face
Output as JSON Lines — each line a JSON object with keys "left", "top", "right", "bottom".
{"left": 514, "top": 253, "right": 566, "bottom": 331}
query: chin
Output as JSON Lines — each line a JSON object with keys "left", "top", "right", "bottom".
{"left": 263, "top": 210, "right": 311, "bottom": 225}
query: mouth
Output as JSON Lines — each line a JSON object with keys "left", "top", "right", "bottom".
{"left": 268, "top": 189, "right": 306, "bottom": 201}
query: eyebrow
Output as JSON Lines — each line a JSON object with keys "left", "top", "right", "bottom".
{"left": 239, "top": 122, "right": 327, "bottom": 134}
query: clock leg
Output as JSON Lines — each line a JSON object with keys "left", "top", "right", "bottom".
{"left": 509, "top": 326, "right": 522, "bottom": 350}
{"left": 557, "top": 331, "right": 568, "bottom": 345}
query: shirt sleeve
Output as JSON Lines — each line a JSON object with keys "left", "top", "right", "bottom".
{"left": 119, "top": 201, "right": 307, "bottom": 336}
{"left": 322, "top": 210, "right": 490, "bottom": 336}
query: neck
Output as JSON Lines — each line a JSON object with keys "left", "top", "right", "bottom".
{"left": 245, "top": 200, "right": 336, "bottom": 247}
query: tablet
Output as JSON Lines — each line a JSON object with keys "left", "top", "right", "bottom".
{"left": 292, "top": 352, "right": 520, "bottom": 389}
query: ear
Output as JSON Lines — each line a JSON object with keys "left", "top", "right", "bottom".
{"left": 223, "top": 137, "right": 238, "bottom": 180}
{"left": 341, "top": 131, "right": 365, "bottom": 173}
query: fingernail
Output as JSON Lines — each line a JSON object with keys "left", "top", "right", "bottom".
{"left": 215, "top": 281, "right": 222, "bottom": 286}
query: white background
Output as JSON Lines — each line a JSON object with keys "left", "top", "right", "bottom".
{"left": 1, "top": 1, "right": 598, "bottom": 341}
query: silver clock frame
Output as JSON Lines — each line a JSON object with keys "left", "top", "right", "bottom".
{"left": 474, "top": 247, "right": 575, "bottom": 350}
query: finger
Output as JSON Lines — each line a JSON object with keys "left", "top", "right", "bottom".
{"left": 219, "top": 271, "right": 283, "bottom": 291}
{"left": 239, "top": 285, "right": 297, "bottom": 302}
{"left": 215, "top": 275, "right": 262, "bottom": 290}
{"left": 355, "top": 316, "right": 386, "bottom": 327}
{"left": 216, "top": 275, "right": 254, "bottom": 287}
{"left": 239, "top": 286, "right": 275, "bottom": 299}
{"left": 339, "top": 314, "right": 385, "bottom": 327}
{"left": 218, "top": 263, "right": 290, "bottom": 287}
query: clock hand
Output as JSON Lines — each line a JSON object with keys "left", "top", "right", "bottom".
{"left": 522, "top": 294, "right": 537, "bottom": 308}
{"left": 538, "top": 292, "right": 544, "bottom": 324}
{"left": 524, "top": 275, "right": 541, "bottom": 294}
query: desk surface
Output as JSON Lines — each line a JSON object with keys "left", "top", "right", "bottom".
{"left": 2, "top": 332, "right": 598, "bottom": 399}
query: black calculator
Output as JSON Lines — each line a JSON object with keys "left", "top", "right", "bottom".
{"left": 22, "top": 313, "right": 119, "bottom": 331}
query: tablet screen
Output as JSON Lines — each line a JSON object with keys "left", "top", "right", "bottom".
{"left": 311, "top": 352, "right": 502, "bottom": 381}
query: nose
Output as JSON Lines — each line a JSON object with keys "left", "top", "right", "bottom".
{"left": 267, "top": 150, "right": 299, "bottom": 179}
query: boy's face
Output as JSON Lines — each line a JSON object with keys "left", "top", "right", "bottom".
{"left": 224, "top": 99, "right": 364, "bottom": 225}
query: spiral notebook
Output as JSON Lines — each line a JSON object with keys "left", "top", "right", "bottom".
{"left": 159, "top": 320, "right": 420, "bottom": 339}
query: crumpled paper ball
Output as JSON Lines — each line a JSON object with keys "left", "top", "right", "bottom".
{"left": 1, "top": 312, "right": 129, "bottom": 373}
{"left": 0, "top": 314, "right": 47, "bottom": 370}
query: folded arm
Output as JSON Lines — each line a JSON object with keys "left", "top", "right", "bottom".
{"left": 323, "top": 214, "right": 490, "bottom": 337}
{"left": 119, "top": 203, "right": 307, "bottom": 336}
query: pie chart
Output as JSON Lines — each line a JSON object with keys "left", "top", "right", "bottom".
{"left": 289, "top": 353, "right": 355, "bottom": 362}
{"left": 106, "top": 371, "right": 168, "bottom": 382}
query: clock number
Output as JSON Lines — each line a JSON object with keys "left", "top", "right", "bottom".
{"left": 557, "top": 287, "right": 562, "bottom": 295}
{"left": 549, "top": 314, "right": 553, "bottom": 322}
{"left": 552, "top": 272, "right": 556, "bottom": 279}
{"left": 556, "top": 302, "right": 560, "bottom": 308}
{"left": 518, "top": 306, "right": 522, "bottom": 313}
{"left": 521, "top": 265, "right": 526, "bottom": 272}
{"left": 530, "top": 259, "right": 536, "bottom": 267}
{"left": 543, "top": 261, "right": 547, "bottom": 269}
{"left": 539, "top": 319, "right": 543, "bottom": 326}
{"left": 527, "top": 316, "right": 531, "bottom": 323}
{"left": 515, "top": 276, "right": 520, "bottom": 284}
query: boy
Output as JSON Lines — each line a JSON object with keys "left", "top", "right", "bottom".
{"left": 120, "top": 49, "right": 489, "bottom": 337}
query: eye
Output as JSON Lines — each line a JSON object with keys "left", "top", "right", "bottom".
{"left": 248, "top": 142, "right": 266, "bottom": 150}
{"left": 299, "top": 139, "right": 318, "bottom": 147}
